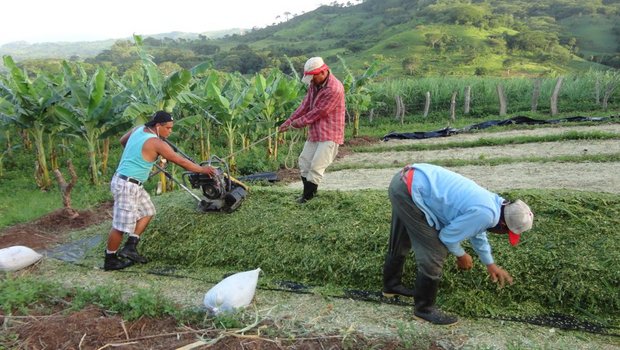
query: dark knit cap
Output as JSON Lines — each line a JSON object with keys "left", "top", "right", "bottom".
{"left": 145, "top": 111, "right": 174, "bottom": 127}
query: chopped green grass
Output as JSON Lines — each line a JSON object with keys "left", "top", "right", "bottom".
{"left": 118, "top": 187, "right": 620, "bottom": 327}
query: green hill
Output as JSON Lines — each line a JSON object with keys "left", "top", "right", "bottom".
{"left": 0, "top": 29, "right": 244, "bottom": 62}
{"left": 2, "top": 0, "right": 619, "bottom": 77}
{"left": 559, "top": 14, "right": 619, "bottom": 57}
{"left": 215, "top": 0, "right": 619, "bottom": 76}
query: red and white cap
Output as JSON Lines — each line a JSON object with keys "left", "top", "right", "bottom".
{"left": 504, "top": 200, "right": 534, "bottom": 246}
{"left": 301, "top": 57, "right": 329, "bottom": 85}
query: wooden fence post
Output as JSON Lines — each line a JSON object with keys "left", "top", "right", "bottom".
{"left": 463, "top": 86, "right": 471, "bottom": 115}
{"left": 550, "top": 77, "right": 563, "bottom": 116}
{"left": 394, "top": 95, "right": 406, "bottom": 124}
{"left": 450, "top": 91, "right": 457, "bottom": 121}
{"left": 531, "top": 78, "right": 541, "bottom": 113}
{"left": 424, "top": 91, "right": 431, "bottom": 118}
{"left": 497, "top": 84, "right": 507, "bottom": 116}
{"left": 399, "top": 96, "right": 406, "bottom": 124}
{"left": 595, "top": 77, "right": 601, "bottom": 105}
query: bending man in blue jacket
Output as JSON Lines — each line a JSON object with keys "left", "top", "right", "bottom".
{"left": 382, "top": 163, "right": 534, "bottom": 325}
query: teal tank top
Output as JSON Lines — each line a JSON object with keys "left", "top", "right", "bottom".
{"left": 116, "top": 127, "right": 158, "bottom": 182}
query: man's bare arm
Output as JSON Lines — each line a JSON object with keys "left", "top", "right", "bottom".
{"left": 155, "top": 140, "right": 215, "bottom": 176}
{"left": 119, "top": 128, "right": 135, "bottom": 148}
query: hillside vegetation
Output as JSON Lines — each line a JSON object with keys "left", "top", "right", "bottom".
{"left": 2, "top": 0, "right": 619, "bottom": 77}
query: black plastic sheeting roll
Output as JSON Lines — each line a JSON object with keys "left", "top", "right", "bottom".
{"left": 381, "top": 115, "right": 617, "bottom": 141}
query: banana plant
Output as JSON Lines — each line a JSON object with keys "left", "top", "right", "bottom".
{"left": 250, "top": 70, "right": 302, "bottom": 160}
{"left": 116, "top": 35, "right": 208, "bottom": 191}
{"left": 0, "top": 55, "right": 64, "bottom": 189}
{"left": 54, "top": 61, "right": 128, "bottom": 185}
{"left": 0, "top": 128, "right": 21, "bottom": 177}
{"left": 203, "top": 72, "right": 255, "bottom": 171}
{"left": 121, "top": 35, "right": 208, "bottom": 123}
{"left": 174, "top": 108, "right": 220, "bottom": 162}
{"left": 337, "top": 55, "right": 388, "bottom": 137}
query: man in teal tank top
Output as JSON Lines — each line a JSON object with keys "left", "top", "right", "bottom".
{"left": 104, "top": 111, "right": 216, "bottom": 271}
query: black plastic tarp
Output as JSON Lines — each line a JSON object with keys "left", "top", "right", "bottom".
{"left": 381, "top": 115, "right": 616, "bottom": 141}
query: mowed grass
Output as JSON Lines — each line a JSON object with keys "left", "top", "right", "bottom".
{"left": 104, "top": 186, "right": 620, "bottom": 329}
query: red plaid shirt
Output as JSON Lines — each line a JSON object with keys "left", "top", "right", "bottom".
{"left": 285, "top": 72, "right": 345, "bottom": 144}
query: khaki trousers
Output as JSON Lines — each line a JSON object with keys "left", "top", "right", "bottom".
{"left": 298, "top": 141, "right": 339, "bottom": 185}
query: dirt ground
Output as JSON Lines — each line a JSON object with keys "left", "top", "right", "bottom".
{"left": 287, "top": 123, "right": 620, "bottom": 193}
{"left": 1, "top": 122, "right": 619, "bottom": 349}
{"left": 1, "top": 303, "right": 399, "bottom": 349}
{"left": 0, "top": 202, "right": 113, "bottom": 251}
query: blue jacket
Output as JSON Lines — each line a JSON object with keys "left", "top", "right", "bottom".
{"left": 409, "top": 163, "right": 505, "bottom": 265}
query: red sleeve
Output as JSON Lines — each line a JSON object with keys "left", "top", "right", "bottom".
{"left": 291, "top": 86, "right": 342, "bottom": 128}
{"left": 285, "top": 93, "right": 311, "bottom": 125}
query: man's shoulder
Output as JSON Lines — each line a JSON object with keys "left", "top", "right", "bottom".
{"left": 143, "top": 135, "right": 162, "bottom": 149}
{"left": 327, "top": 74, "right": 345, "bottom": 91}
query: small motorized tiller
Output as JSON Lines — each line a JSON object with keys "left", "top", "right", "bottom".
{"left": 153, "top": 140, "right": 248, "bottom": 213}
{"left": 182, "top": 156, "right": 248, "bottom": 212}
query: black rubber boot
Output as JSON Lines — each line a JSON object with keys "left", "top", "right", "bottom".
{"left": 119, "top": 236, "right": 148, "bottom": 264}
{"left": 413, "top": 275, "right": 458, "bottom": 325}
{"left": 382, "top": 255, "right": 415, "bottom": 298}
{"left": 297, "top": 177, "right": 309, "bottom": 202}
{"left": 297, "top": 180, "right": 318, "bottom": 204}
{"left": 104, "top": 252, "right": 133, "bottom": 271}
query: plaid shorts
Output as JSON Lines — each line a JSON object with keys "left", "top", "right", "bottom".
{"left": 111, "top": 174, "right": 156, "bottom": 234}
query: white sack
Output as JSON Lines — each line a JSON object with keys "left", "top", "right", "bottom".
{"left": 0, "top": 245, "right": 43, "bottom": 272}
{"left": 203, "top": 268, "right": 261, "bottom": 315}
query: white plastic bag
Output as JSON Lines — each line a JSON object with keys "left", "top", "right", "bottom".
{"left": 0, "top": 245, "right": 43, "bottom": 272}
{"left": 203, "top": 268, "right": 261, "bottom": 315}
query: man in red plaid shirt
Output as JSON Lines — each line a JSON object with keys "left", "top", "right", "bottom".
{"left": 279, "top": 57, "right": 345, "bottom": 203}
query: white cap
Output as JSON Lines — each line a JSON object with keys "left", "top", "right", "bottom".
{"left": 301, "top": 57, "right": 329, "bottom": 85}
{"left": 504, "top": 200, "right": 534, "bottom": 245}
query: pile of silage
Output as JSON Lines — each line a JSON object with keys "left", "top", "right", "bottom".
{"left": 140, "top": 187, "right": 619, "bottom": 326}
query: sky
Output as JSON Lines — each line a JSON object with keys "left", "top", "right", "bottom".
{"left": 0, "top": 0, "right": 347, "bottom": 46}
